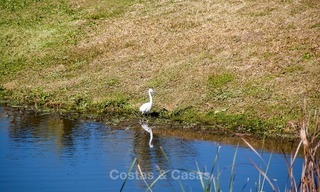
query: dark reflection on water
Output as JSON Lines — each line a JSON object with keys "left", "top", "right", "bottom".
{"left": 0, "top": 107, "right": 303, "bottom": 192}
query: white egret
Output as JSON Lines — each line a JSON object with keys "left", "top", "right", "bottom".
{"left": 140, "top": 120, "right": 154, "bottom": 148}
{"left": 139, "top": 88, "right": 154, "bottom": 114}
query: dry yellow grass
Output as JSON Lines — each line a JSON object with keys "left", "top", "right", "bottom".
{"left": 1, "top": 0, "right": 319, "bottom": 129}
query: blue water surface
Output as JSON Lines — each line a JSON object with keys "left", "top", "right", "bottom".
{"left": 0, "top": 108, "right": 302, "bottom": 192}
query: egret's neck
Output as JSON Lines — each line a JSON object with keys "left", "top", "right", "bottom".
{"left": 148, "top": 91, "right": 152, "bottom": 104}
{"left": 149, "top": 129, "right": 153, "bottom": 147}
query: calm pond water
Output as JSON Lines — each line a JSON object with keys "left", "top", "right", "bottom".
{"left": 0, "top": 107, "right": 303, "bottom": 192}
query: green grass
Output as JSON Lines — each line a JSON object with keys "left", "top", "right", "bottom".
{"left": 0, "top": 0, "right": 79, "bottom": 77}
{"left": 0, "top": 0, "right": 319, "bottom": 136}
{"left": 208, "top": 72, "right": 235, "bottom": 91}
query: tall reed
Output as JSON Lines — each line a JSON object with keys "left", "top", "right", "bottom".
{"left": 298, "top": 108, "right": 320, "bottom": 191}
{"left": 244, "top": 107, "right": 320, "bottom": 192}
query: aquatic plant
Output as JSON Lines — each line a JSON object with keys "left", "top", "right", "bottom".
{"left": 244, "top": 106, "right": 320, "bottom": 192}
{"left": 120, "top": 158, "right": 137, "bottom": 192}
{"left": 295, "top": 108, "right": 320, "bottom": 191}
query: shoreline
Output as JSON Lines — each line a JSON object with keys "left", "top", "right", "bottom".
{"left": 0, "top": 102, "right": 301, "bottom": 141}
{"left": 0, "top": 104, "right": 303, "bottom": 156}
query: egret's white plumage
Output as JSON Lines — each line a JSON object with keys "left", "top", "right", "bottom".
{"left": 139, "top": 88, "right": 154, "bottom": 114}
{"left": 148, "top": 129, "right": 153, "bottom": 148}
{"left": 140, "top": 120, "right": 153, "bottom": 148}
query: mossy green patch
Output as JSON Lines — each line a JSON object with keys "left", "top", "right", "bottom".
{"left": 207, "top": 72, "right": 238, "bottom": 102}
{"left": 0, "top": 85, "right": 5, "bottom": 100}
{"left": 170, "top": 106, "right": 200, "bottom": 123}
{"left": 85, "top": 0, "right": 138, "bottom": 19}
{"left": 302, "top": 52, "right": 313, "bottom": 61}
{"left": 281, "top": 65, "right": 304, "bottom": 74}
{"left": 208, "top": 72, "right": 235, "bottom": 90}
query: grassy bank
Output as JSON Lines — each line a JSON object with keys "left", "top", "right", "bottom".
{"left": 1, "top": 0, "right": 319, "bottom": 136}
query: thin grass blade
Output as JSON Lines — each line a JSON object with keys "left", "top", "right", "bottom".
{"left": 241, "top": 178, "right": 250, "bottom": 192}
{"left": 146, "top": 169, "right": 172, "bottom": 192}
{"left": 160, "top": 146, "right": 170, "bottom": 162}
{"left": 196, "top": 160, "right": 206, "bottom": 191}
{"left": 208, "top": 146, "right": 221, "bottom": 190}
{"left": 249, "top": 158, "right": 276, "bottom": 191}
{"left": 241, "top": 138, "right": 265, "bottom": 164}
{"left": 137, "top": 163, "right": 152, "bottom": 192}
{"left": 159, "top": 146, "right": 186, "bottom": 192}
{"left": 261, "top": 152, "right": 273, "bottom": 192}
{"left": 291, "top": 140, "right": 302, "bottom": 167}
{"left": 229, "top": 145, "right": 238, "bottom": 192}
{"left": 120, "top": 157, "right": 137, "bottom": 192}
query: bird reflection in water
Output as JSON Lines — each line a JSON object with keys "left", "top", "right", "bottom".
{"left": 139, "top": 120, "right": 154, "bottom": 148}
